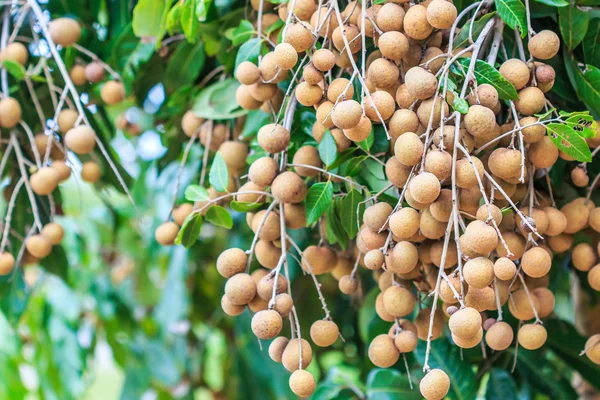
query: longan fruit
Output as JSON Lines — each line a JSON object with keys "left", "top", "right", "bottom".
{"left": 464, "top": 257, "right": 494, "bottom": 289}
{"left": 251, "top": 310, "right": 283, "bottom": 339}
{"left": 252, "top": 210, "right": 281, "bottom": 241}
{"left": 315, "top": 101, "right": 334, "bottom": 128}
{"left": 81, "top": 62, "right": 105, "bottom": 83}
{"left": 57, "top": 109, "right": 78, "bottom": 134}
{"left": 0, "top": 252, "right": 15, "bottom": 275}
{"left": 476, "top": 204, "right": 502, "bottom": 226}
{"left": 449, "top": 307, "right": 482, "bottom": 339}
{"left": 101, "top": 81, "right": 125, "bottom": 105}
{"left": 590, "top": 265, "right": 600, "bottom": 291}
{"left": 216, "top": 248, "right": 247, "bottom": 278}
{"left": 405, "top": 67, "right": 437, "bottom": 100}
{"left": 515, "top": 87, "right": 545, "bottom": 116}
{"left": 518, "top": 324, "right": 547, "bottom": 350}
{"left": 282, "top": 338, "right": 313, "bottom": 371}
{"left": 499, "top": 59, "right": 530, "bottom": 90}
{"left": 81, "top": 161, "right": 101, "bottom": 183}
{"left": 529, "top": 30, "right": 560, "bottom": 60}
{"left": 424, "top": 150, "right": 452, "bottom": 181}
{"left": 467, "top": 83, "right": 498, "bottom": 109}
{"left": 237, "top": 182, "right": 266, "bottom": 204}
{"left": 488, "top": 148, "right": 522, "bottom": 181}
{"left": 48, "top": 18, "right": 81, "bottom": 47}
{"left": 41, "top": 222, "right": 64, "bottom": 245}
{"left": 256, "top": 273, "right": 288, "bottom": 300}
{"left": 1, "top": 42, "right": 28, "bottom": 65}
{"left": 284, "top": 22, "right": 314, "bottom": 52}
{"left": 415, "top": 306, "right": 444, "bottom": 341}
{"left": 395, "top": 84, "right": 417, "bottom": 109}
{"left": 543, "top": 207, "right": 567, "bottom": 236}
{"left": 367, "top": 58, "right": 399, "bottom": 89}
{"left": 247, "top": 157, "right": 277, "bottom": 188}
{"left": 393, "top": 330, "right": 417, "bottom": 353}
{"left": 485, "top": 321, "right": 514, "bottom": 350}
{"left": 343, "top": 115, "right": 372, "bottom": 142}
{"left": 494, "top": 257, "right": 516, "bottom": 281}
{"left": 430, "top": 240, "right": 458, "bottom": 269}
{"left": 26, "top": 234, "right": 52, "bottom": 258}
{"left": 271, "top": 171, "right": 307, "bottom": 204}
{"left": 378, "top": 31, "right": 409, "bottom": 61}
{"left": 236, "top": 84, "right": 263, "bottom": 109}
{"left": 374, "top": 3, "right": 404, "bottom": 32}
{"left": 519, "top": 117, "right": 546, "bottom": 143}
{"left": 292, "top": 146, "right": 322, "bottom": 177}
{"left": 404, "top": 5, "right": 433, "bottom": 40}
{"left": 283, "top": 203, "right": 306, "bottom": 230}
{"left": 155, "top": 222, "right": 179, "bottom": 245}
{"left": 509, "top": 289, "right": 540, "bottom": 320}
{"left": 363, "top": 202, "right": 392, "bottom": 233}
{"left": 420, "top": 369, "right": 450, "bottom": 400}
{"left": 426, "top": 0, "right": 457, "bottom": 29}
{"left": 273, "top": 43, "right": 298, "bottom": 70}
{"left": 339, "top": 275, "right": 358, "bottom": 295}
{"left": 417, "top": 96, "right": 448, "bottom": 128}
{"left": 255, "top": 240, "right": 282, "bottom": 269}
{"left": 532, "top": 287, "right": 555, "bottom": 318}
{"left": 528, "top": 136, "right": 558, "bottom": 169}
{"left": 464, "top": 105, "right": 496, "bottom": 138}
{"left": 295, "top": 81, "right": 323, "bottom": 107}
{"left": 572, "top": 243, "right": 596, "bottom": 272}
{"left": 465, "top": 286, "right": 495, "bottom": 312}
{"left": 0, "top": 97, "right": 22, "bottom": 128}
{"left": 421, "top": 47, "right": 445, "bottom": 74}
{"left": 222, "top": 293, "right": 245, "bottom": 316}
{"left": 332, "top": 24, "right": 362, "bottom": 54}
{"left": 302, "top": 64, "right": 323, "bottom": 85}
{"left": 70, "top": 65, "right": 87, "bottom": 86}
{"left": 257, "top": 124, "right": 290, "bottom": 154}
{"left": 64, "top": 125, "right": 96, "bottom": 154}
{"left": 455, "top": 156, "right": 484, "bottom": 189}
{"left": 453, "top": 327, "right": 483, "bottom": 349}
{"left": 310, "top": 320, "right": 339, "bottom": 347}
{"left": 269, "top": 336, "right": 289, "bottom": 363}
{"left": 274, "top": 293, "right": 294, "bottom": 316}
{"left": 181, "top": 110, "right": 205, "bottom": 138}
{"left": 389, "top": 208, "right": 420, "bottom": 239}
{"left": 363, "top": 91, "right": 395, "bottom": 122}
{"left": 236, "top": 61, "right": 260, "bottom": 85}
{"left": 312, "top": 48, "right": 336, "bottom": 71}
{"left": 248, "top": 295, "right": 268, "bottom": 314}
{"left": 385, "top": 157, "right": 411, "bottom": 188}
{"left": 429, "top": 189, "right": 452, "bottom": 223}
{"left": 332, "top": 100, "right": 362, "bottom": 129}
{"left": 439, "top": 274, "right": 461, "bottom": 304}
{"left": 561, "top": 197, "right": 593, "bottom": 234}
{"left": 225, "top": 273, "right": 256, "bottom": 306}
{"left": 302, "top": 245, "right": 337, "bottom": 275}
{"left": 383, "top": 285, "right": 415, "bottom": 317}
{"left": 368, "top": 334, "right": 400, "bottom": 368}
{"left": 584, "top": 334, "right": 600, "bottom": 365}
{"left": 547, "top": 233, "right": 573, "bottom": 253}
{"left": 201, "top": 123, "right": 227, "bottom": 151}
{"left": 364, "top": 249, "right": 384, "bottom": 271}
{"left": 289, "top": 369, "right": 316, "bottom": 398}
{"left": 30, "top": 167, "right": 60, "bottom": 195}
{"left": 394, "top": 132, "right": 423, "bottom": 166}
{"left": 589, "top": 207, "right": 600, "bottom": 232}
{"left": 386, "top": 241, "right": 419, "bottom": 274}
{"left": 389, "top": 109, "right": 419, "bottom": 143}
{"left": 571, "top": 167, "right": 589, "bottom": 187}
{"left": 409, "top": 172, "right": 441, "bottom": 205}
{"left": 249, "top": 81, "right": 278, "bottom": 102}
{"left": 172, "top": 203, "right": 193, "bottom": 226}
{"left": 219, "top": 141, "right": 248, "bottom": 171}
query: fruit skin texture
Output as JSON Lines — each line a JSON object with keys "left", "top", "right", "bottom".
{"left": 499, "top": 59, "right": 530, "bottom": 90}
{"left": 65, "top": 126, "right": 97, "bottom": 154}
{"left": 521, "top": 246, "right": 551, "bottom": 278}
{"left": 216, "top": 248, "right": 247, "bottom": 278}
{"left": 0, "top": 97, "right": 22, "bottom": 128}
{"left": 409, "top": 172, "right": 441, "bottom": 205}
{"left": 257, "top": 124, "right": 290, "bottom": 153}
{"left": 30, "top": 167, "right": 60, "bottom": 195}
{"left": 289, "top": 370, "right": 316, "bottom": 398}
{"left": 26, "top": 234, "right": 52, "bottom": 258}
{"left": 394, "top": 132, "right": 424, "bottom": 166}
{"left": 268, "top": 336, "right": 289, "bottom": 362}
{"left": 310, "top": 320, "right": 339, "bottom": 347}
{"left": 449, "top": 307, "right": 482, "bottom": 339}
{"left": 529, "top": 30, "right": 560, "bottom": 60}
{"left": 368, "top": 334, "right": 399, "bottom": 368}
{"left": 589, "top": 264, "right": 600, "bottom": 291}
{"left": 420, "top": 369, "right": 450, "bottom": 400}
{"left": 293, "top": 146, "right": 322, "bottom": 177}
{"left": 251, "top": 310, "right": 283, "bottom": 339}
{"left": 486, "top": 321, "right": 514, "bottom": 350}
{"left": 382, "top": 285, "right": 416, "bottom": 317}
{"left": 0, "top": 252, "right": 15, "bottom": 275}
{"left": 585, "top": 334, "right": 600, "bottom": 364}
{"left": 404, "top": 5, "right": 433, "bottom": 40}
{"left": 494, "top": 257, "right": 516, "bottom": 281}
{"left": 282, "top": 338, "right": 313, "bottom": 371}
{"left": 249, "top": 156, "right": 278, "bottom": 187}
{"left": 271, "top": 171, "right": 307, "bottom": 204}
{"left": 101, "top": 81, "right": 125, "bottom": 105}
{"left": 48, "top": 18, "right": 81, "bottom": 47}
{"left": 463, "top": 257, "right": 494, "bottom": 289}
{"left": 364, "top": 202, "right": 392, "bottom": 232}
{"left": 405, "top": 67, "right": 437, "bottom": 100}
{"left": 426, "top": 0, "right": 457, "bottom": 29}
{"left": 518, "top": 324, "right": 547, "bottom": 350}
{"left": 225, "top": 273, "right": 256, "bottom": 306}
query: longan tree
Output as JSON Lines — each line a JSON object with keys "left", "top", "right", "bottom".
{"left": 3, "top": 0, "right": 600, "bottom": 398}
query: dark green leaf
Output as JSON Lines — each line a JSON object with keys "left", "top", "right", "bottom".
{"left": 486, "top": 368, "right": 518, "bottom": 399}
{"left": 240, "top": 110, "right": 271, "bottom": 139}
{"left": 457, "top": 58, "right": 519, "bottom": 100}
{"left": 495, "top": 0, "right": 528, "bottom": 38}
{"left": 318, "top": 130, "right": 337, "bottom": 166}
{"left": 546, "top": 123, "right": 592, "bottom": 162}
{"left": 206, "top": 205, "right": 233, "bottom": 229}
{"left": 164, "top": 41, "right": 205, "bottom": 90}
{"left": 181, "top": 0, "right": 200, "bottom": 43}
{"left": 564, "top": 112, "right": 598, "bottom": 138}
{"left": 366, "top": 369, "right": 420, "bottom": 400}
{"left": 454, "top": 12, "right": 497, "bottom": 49}
{"left": 342, "top": 156, "right": 368, "bottom": 177}
{"left": 568, "top": 62, "right": 600, "bottom": 118}
{"left": 534, "top": 0, "right": 568, "bottom": 5}
{"left": 357, "top": 129, "right": 375, "bottom": 152}
{"left": 305, "top": 181, "right": 334, "bottom": 225}
{"left": 514, "top": 348, "right": 578, "bottom": 398}
{"left": 209, "top": 152, "right": 229, "bottom": 192}
{"left": 185, "top": 185, "right": 210, "bottom": 202}
{"left": 341, "top": 189, "right": 364, "bottom": 238}
{"left": 558, "top": 4, "right": 590, "bottom": 50}
{"left": 325, "top": 201, "right": 347, "bottom": 249}
{"left": 235, "top": 38, "right": 263, "bottom": 69}
{"left": 175, "top": 213, "right": 203, "bottom": 247}
{"left": 230, "top": 201, "right": 265, "bottom": 212}
{"left": 1, "top": 60, "right": 25, "bottom": 81}
{"left": 584, "top": 19, "right": 600, "bottom": 68}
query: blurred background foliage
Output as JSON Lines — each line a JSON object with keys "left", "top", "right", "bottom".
{"left": 1, "top": 0, "right": 600, "bottom": 399}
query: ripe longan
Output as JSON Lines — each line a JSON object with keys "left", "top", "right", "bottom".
{"left": 467, "top": 221, "right": 498, "bottom": 255}
{"left": 453, "top": 327, "right": 483, "bottom": 349}
{"left": 274, "top": 43, "right": 298, "bottom": 70}
{"left": 528, "top": 136, "right": 558, "bottom": 169}
{"left": 101, "top": 81, "right": 125, "bottom": 105}
{"left": 255, "top": 240, "right": 281, "bottom": 269}
{"left": 332, "top": 24, "right": 361, "bottom": 54}
{"left": 273, "top": 293, "right": 294, "bottom": 316}
{"left": 464, "top": 257, "right": 494, "bottom": 289}
{"left": 426, "top": 0, "right": 457, "bottom": 29}
{"left": 420, "top": 369, "right": 450, "bottom": 400}
{"left": 393, "top": 329, "right": 418, "bottom": 353}
{"left": 529, "top": 30, "right": 560, "bottom": 60}
{"left": 571, "top": 167, "right": 589, "bottom": 187}
{"left": 251, "top": 310, "right": 283, "bottom": 339}
{"left": 405, "top": 67, "right": 437, "bottom": 100}
{"left": 404, "top": 5, "right": 433, "bottom": 40}
{"left": 289, "top": 370, "right": 316, "bottom": 398}
{"left": 310, "top": 320, "right": 339, "bottom": 347}
{"left": 409, "top": 172, "right": 441, "bottom": 205}
{"left": 172, "top": 203, "right": 193, "bottom": 226}
{"left": 48, "top": 18, "right": 81, "bottom": 47}
{"left": 83, "top": 62, "right": 105, "bottom": 83}
{"left": 248, "top": 157, "right": 278, "bottom": 188}
{"left": 363, "top": 91, "right": 395, "bottom": 122}
{"left": 383, "top": 285, "right": 416, "bottom": 317}
{"left": 584, "top": 334, "right": 600, "bottom": 364}
{"left": 572, "top": 243, "right": 596, "bottom": 272}
{"left": 499, "top": 59, "right": 530, "bottom": 90}
{"left": 368, "top": 334, "right": 400, "bottom": 368}
{"left": 339, "top": 275, "right": 358, "bottom": 294}
{"left": 283, "top": 203, "right": 307, "bottom": 230}
{"left": 424, "top": 150, "right": 452, "bottom": 181}
{"left": 509, "top": 289, "right": 540, "bottom": 320}
{"left": 312, "top": 48, "right": 336, "bottom": 71}
{"left": 216, "top": 248, "right": 247, "bottom": 278}
{"left": 389, "top": 208, "right": 420, "bottom": 239}
{"left": 0, "top": 252, "right": 15, "bottom": 275}
{"left": 464, "top": 105, "right": 496, "bottom": 138}
{"left": 465, "top": 286, "right": 495, "bottom": 312}
{"left": 367, "top": 58, "right": 399, "bottom": 89}
{"left": 57, "top": 109, "right": 78, "bottom": 134}
{"left": 343, "top": 115, "right": 372, "bottom": 142}
{"left": 386, "top": 241, "right": 419, "bottom": 274}
{"left": 449, "top": 307, "right": 482, "bottom": 339}
{"left": 364, "top": 202, "right": 392, "bottom": 233}
{"left": 488, "top": 148, "right": 522, "bottom": 181}
{"left": 376, "top": 3, "right": 404, "bottom": 32}
{"left": 533, "top": 287, "right": 555, "bottom": 318}
{"left": 588, "top": 264, "right": 600, "bottom": 291}
{"left": 65, "top": 125, "right": 96, "bottom": 154}
{"left": 30, "top": 167, "right": 60, "bottom": 195}
{"left": 81, "top": 161, "right": 101, "bottom": 183}
{"left": 332, "top": 100, "right": 362, "bottom": 129}
{"left": 302, "top": 245, "right": 337, "bottom": 275}
{"left": 257, "top": 124, "right": 290, "bottom": 154}
{"left": 415, "top": 306, "right": 444, "bottom": 340}
{"left": 236, "top": 84, "right": 263, "bottom": 109}
{"left": 439, "top": 274, "right": 461, "bottom": 303}
{"left": 26, "top": 234, "right": 52, "bottom": 258}
{"left": 271, "top": 171, "right": 307, "bottom": 204}
{"left": 155, "top": 222, "right": 179, "bottom": 245}
{"left": 394, "top": 132, "right": 424, "bottom": 167}
{"left": 236, "top": 61, "right": 260, "bottom": 85}
{"left": 494, "top": 257, "right": 516, "bottom": 281}
{"left": 378, "top": 31, "right": 409, "bottom": 61}
{"left": 219, "top": 141, "right": 248, "bottom": 171}
{"left": 70, "top": 65, "right": 87, "bottom": 85}
{"left": 41, "top": 222, "right": 64, "bottom": 245}
{"left": 225, "top": 273, "right": 256, "bottom": 306}
{"left": 518, "top": 324, "right": 547, "bottom": 350}
{"left": 520, "top": 117, "right": 546, "bottom": 143}
{"left": 1, "top": 42, "right": 28, "bottom": 65}
{"left": 417, "top": 96, "right": 449, "bottom": 128}
{"left": 515, "top": 87, "right": 545, "bottom": 116}
{"left": 282, "top": 338, "right": 313, "bottom": 371}
{"left": 0, "top": 97, "right": 22, "bottom": 128}
{"left": 485, "top": 321, "right": 514, "bottom": 350}
{"left": 284, "top": 22, "right": 314, "bottom": 52}
{"left": 256, "top": 273, "right": 288, "bottom": 300}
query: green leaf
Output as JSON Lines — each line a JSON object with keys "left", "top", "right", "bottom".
{"left": 486, "top": 369, "right": 518, "bottom": 399}
{"left": 341, "top": 189, "right": 364, "bottom": 238}
{"left": 193, "top": 79, "right": 247, "bottom": 120}
{"left": 166, "top": 2, "right": 182, "bottom": 34}
{"left": 564, "top": 112, "right": 598, "bottom": 138}
{"left": 325, "top": 201, "right": 348, "bottom": 249}
{"left": 181, "top": 0, "right": 200, "bottom": 43}
{"left": 164, "top": 41, "right": 205, "bottom": 90}
{"left": 232, "top": 20, "right": 255, "bottom": 46}
{"left": 546, "top": 123, "right": 592, "bottom": 162}
{"left": 318, "top": 130, "right": 337, "bottom": 166}
{"left": 240, "top": 110, "right": 271, "bottom": 139}
{"left": 514, "top": 348, "right": 578, "bottom": 398}
{"left": 175, "top": 213, "right": 203, "bottom": 248}
{"left": 357, "top": 129, "right": 375, "bottom": 152}
{"left": 132, "top": 0, "right": 168, "bottom": 39}
{"left": 342, "top": 155, "right": 367, "bottom": 177}
{"left": 1, "top": 60, "right": 25, "bottom": 80}
{"left": 209, "top": 152, "right": 229, "bottom": 192}
{"left": 534, "top": 0, "right": 568, "bottom": 6}
{"left": 358, "top": 289, "right": 390, "bottom": 342}
{"left": 206, "top": 205, "right": 233, "bottom": 229}
{"left": 569, "top": 62, "right": 600, "bottom": 118}
{"left": 583, "top": 18, "right": 600, "bottom": 68}
{"left": 230, "top": 201, "right": 264, "bottom": 212}
{"left": 454, "top": 12, "right": 496, "bottom": 49}
{"left": 235, "top": 38, "right": 263, "bottom": 69}
{"left": 415, "top": 338, "right": 478, "bottom": 400}
{"left": 457, "top": 58, "right": 519, "bottom": 100}
{"left": 558, "top": 4, "right": 590, "bottom": 50}
{"left": 495, "top": 0, "right": 528, "bottom": 38}
{"left": 305, "top": 181, "right": 334, "bottom": 225}
{"left": 453, "top": 96, "right": 469, "bottom": 114}
{"left": 365, "top": 369, "right": 420, "bottom": 400}
{"left": 185, "top": 185, "right": 210, "bottom": 202}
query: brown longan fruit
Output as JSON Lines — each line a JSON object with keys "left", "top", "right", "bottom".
{"left": 155, "top": 222, "right": 179, "bottom": 245}
{"left": 0, "top": 252, "right": 15, "bottom": 275}
{"left": 519, "top": 116, "right": 546, "bottom": 143}
{"left": 248, "top": 293, "right": 269, "bottom": 313}
{"left": 364, "top": 249, "right": 384, "bottom": 270}
{"left": 289, "top": 369, "right": 316, "bottom": 398}
{"left": 420, "top": 369, "right": 450, "bottom": 400}
{"left": 485, "top": 321, "right": 514, "bottom": 350}
{"left": 389, "top": 208, "right": 420, "bottom": 239}
{"left": 430, "top": 240, "right": 458, "bottom": 269}
{"left": 48, "top": 18, "right": 81, "bottom": 47}
{"left": 363, "top": 91, "right": 395, "bottom": 122}
{"left": 488, "top": 148, "right": 522, "bottom": 181}
{"left": 389, "top": 109, "right": 419, "bottom": 143}
{"left": 426, "top": 0, "right": 457, "bottom": 29}
{"left": 368, "top": 334, "right": 400, "bottom": 368}
{"left": 572, "top": 243, "right": 596, "bottom": 272}
{"left": 382, "top": 285, "right": 415, "bottom": 317}
{"left": 465, "top": 286, "right": 495, "bottom": 312}
{"left": 515, "top": 87, "right": 545, "bottom": 116}
{"left": 236, "top": 84, "right": 263, "bottom": 110}
{"left": 252, "top": 210, "right": 281, "bottom": 241}
{"left": 448, "top": 307, "right": 482, "bottom": 339}
{"left": 518, "top": 324, "right": 547, "bottom": 350}
{"left": 274, "top": 43, "right": 298, "bottom": 70}
{"left": 589, "top": 265, "right": 600, "bottom": 291}
{"left": 464, "top": 105, "right": 496, "bottom": 138}
{"left": 236, "top": 182, "right": 266, "bottom": 203}
{"left": 0, "top": 97, "right": 22, "bottom": 128}
{"left": 282, "top": 338, "right": 313, "bottom": 371}
{"left": 532, "top": 287, "right": 555, "bottom": 318}
{"left": 417, "top": 96, "right": 449, "bottom": 128}
{"left": 81, "top": 161, "right": 101, "bottom": 183}
{"left": 509, "top": 289, "right": 540, "bottom": 320}
{"left": 409, "top": 172, "right": 441, "bottom": 205}
{"left": 257, "top": 273, "right": 288, "bottom": 300}
{"left": 404, "top": 5, "right": 433, "bottom": 40}
{"left": 257, "top": 124, "right": 290, "bottom": 154}
{"left": 236, "top": 61, "right": 260, "bottom": 85}
{"left": 543, "top": 207, "right": 567, "bottom": 236}
{"left": 393, "top": 330, "right": 418, "bottom": 353}
{"left": 172, "top": 203, "right": 193, "bottom": 226}
{"left": 476, "top": 204, "right": 502, "bottom": 226}
{"left": 343, "top": 115, "right": 372, "bottom": 142}
{"left": 367, "top": 58, "right": 399, "bottom": 89}
{"left": 283, "top": 203, "right": 306, "bottom": 230}
{"left": 395, "top": 84, "right": 417, "bottom": 109}
{"left": 70, "top": 65, "right": 87, "bottom": 86}
{"left": 332, "top": 100, "right": 362, "bottom": 129}
{"left": 464, "top": 257, "right": 494, "bottom": 289}
{"left": 561, "top": 198, "right": 593, "bottom": 234}
{"left": 499, "top": 59, "right": 530, "bottom": 90}
{"left": 64, "top": 125, "right": 96, "bottom": 154}
{"left": 571, "top": 167, "right": 589, "bottom": 187}
{"left": 332, "top": 24, "right": 362, "bottom": 54}
{"left": 26, "top": 234, "right": 52, "bottom": 258}
{"left": 101, "top": 81, "right": 125, "bottom": 105}
{"left": 439, "top": 274, "right": 461, "bottom": 303}
{"left": 310, "top": 320, "right": 339, "bottom": 347}
{"left": 296, "top": 81, "right": 323, "bottom": 106}
{"left": 249, "top": 81, "right": 278, "bottom": 103}
{"left": 273, "top": 293, "right": 294, "bottom": 316}
{"left": 316, "top": 101, "right": 334, "bottom": 128}
{"left": 394, "top": 132, "right": 423, "bottom": 167}
{"left": 302, "top": 64, "right": 323, "bottom": 85}
{"left": 30, "top": 167, "right": 60, "bottom": 195}
{"left": 216, "top": 248, "right": 247, "bottom": 278}
{"left": 339, "top": 274, "right": 358, "bottom": 294}
{"left": 529, "top": 30, "right": 560, "bottom": 60}
{"left": 415, "top": 306, "right": 444, "bottom": 340}
{"left": 302, "top": 245, "right": 337, "bottom": 275}
{"left": 585, "top": 334, "right": 600, "bottom": 364}
{"left": 57, "top": 109, "right": 78, "bottom": 134}
{"left": 589, "top": 207, "right": 600, "bottom": 232}
{"left": 405, "top": 67, "right": 437, "bottom": 100}
{"left": 1, "top": 42, "right": 28, "bottom": 65}
{"left": 219, "top": 141, "right": 248, "bottom": 171}
{"left": 424, "top": 150, "right": 452, "bottom": 181}
{"left": 494, "top": 257, "right": 516, "bottom": 281}
{"left": 455, "top": 156, "right": 484, "bottom": 188}
{"left": 467, "top": 222, "right": 499, "bottom": 255}
{"left": 292, "top": 146, "right": 322, "bottom": 177}
{"left": 385, "top": 157, "right": 411, "bottom": 188}
{"left": 284, "top": 22, "right": 314, "bottom": 52}
{"left": 312, "top": 48, "right": 336, "bottom": 72}
{"left": 251, "top": 310, "right": 283, "bottom": 339}
{"left": 378, "top": 31, "right": 409, "bottom": 61}
{"left": 546, "top": 233, "right": 573, "bottom": 253}
{"left": 269, "top": 336, "right": 289, "bottom": 362}
{"left": 453, "top": 327, "right": 483, "bottom": 349}
{"left": 375, "top": 3, "right": 405, "bottom": 32}
{"left": 41, "top": 222, "right": 64, "bottom": 245}
{"left": 82, "top": 62, "right": 104, "bottom": 84}
{"left": 386, "top": 241, "right": 418, "bottom": 274}
{"left": 528, "top": 136, "right": 558, "bottom": 169}
{"left": 467, "top": 83, "right": 498, "bottom": 109}
{"left": 364, "top": 202, "right": 392, "bottom": 233}
{"left": 248, "top": 157, "right": 278, "bottom": 188}
{"left": 255, "top": 240, "right": 281, "bottom": 269}
{"left": 271, "top": 171, "right": 307, "bottom": 204}
{"left": 429, "top": 189, "right": 452, "bottom": 223}
{"left": 225, "top": 273, "right": 256, "bottom": 306}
